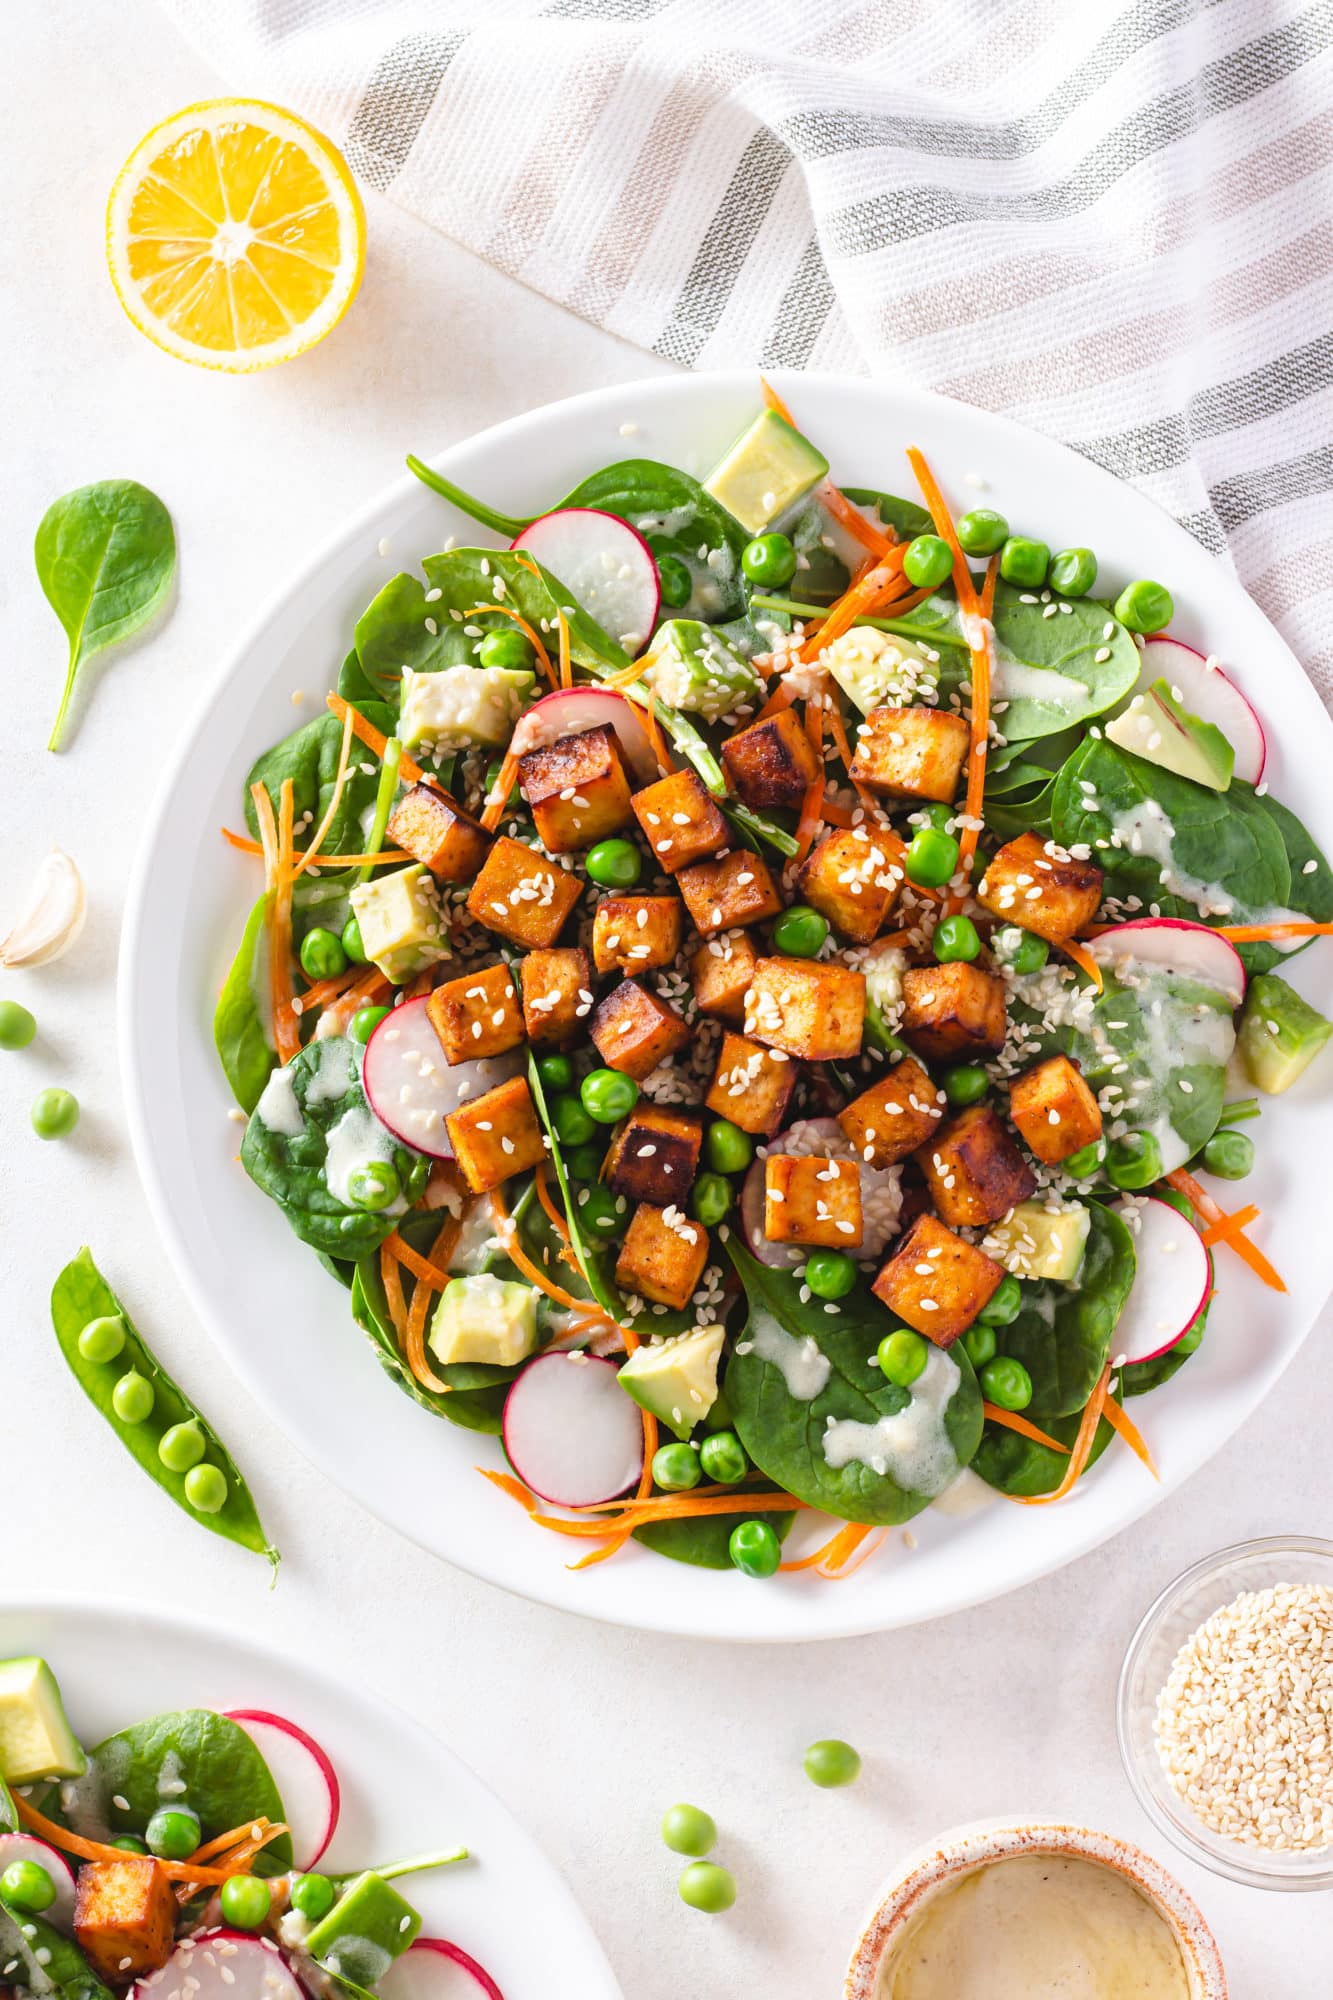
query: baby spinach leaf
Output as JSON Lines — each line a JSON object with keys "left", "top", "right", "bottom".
{"left": 213, "top": 895, "right": 275, "bottom": 1114}
{"left": 996, "top": 1203, "right": 1136, "bottom": 1418}
{"left": 0, "top": 1908, "right": 112, "bottom": 2000}
{"left": 35, "top": 479, "right": 176, "bottom": 751}
{"left": 841, "top": 485, "right": 932, "bottom": 540}
{"left": 421, "top": 548, "right": 631, "bottom": 674}
{"left": 244, "top": 703, "right": 395, "bottom": 850}
{"left": 986, "top": 584, "right": 1140, "bottom": 742}
{"left": 349, "top": 1256, "right": 508, "bottom": 1433}
{"left": 354, "top": 572, "right": 473, "bottom": 701}
{"left": 88, "top": 1707, "right": 291, "bottom": 1865}
{"left": 972, "top": 1393, "right": 1119, "bottom": 1497}
{"left": 336, "top": 645, "right": 383, "bottom": 708}
{"left": 634, "top": 1506, "right": 795, "bottom": 1569}
{"left": 1234, "top": 790, "right": 1333, "bottom": 973}
{"left": 1065, "top": 974, "right": 1233, "bottom": 1166}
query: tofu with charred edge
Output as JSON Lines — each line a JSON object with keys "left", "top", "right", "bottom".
{"left": 689, "top": 929, "right": 758, "bottom": 1025}
{"left": 74, "top": 1856, "right": 177, "bottom": 1983}
{"left": 794, "top": 825, "right": 905, "bottom": 944}
{"left": 838, "top": 1056, "right": 944, "bottom": 1166}
{"left": 848, "top": 706, "right": 970, "bottom": 803}
{"left": 616, "top": 1202, "right": 709, "bottom": 1309}
{"left": 604, "top": 1103, "right": 703, "bottom": 1206}
{"left": 426, "top": 961, "right": 524, "bottom": 1065}
{"left": 744, "top": 956, "right": 864, "bottom": 1061}
{"left": 916, "top": 1104, "right": 1037, "bottom": 1228}
{"left": 764, "top": 1154, "right": 863, "bottom": 1248}
{"left": 386, "top": 782, "right": 491, "bottom": 881}
{"left": 722, "top": 709, "right": 822, "bottom": 811}
{"left": 872, "top": 1212, "right": 1006, "bottom": 1344}
{"left": 631, "top": 767, "right": 728, "bottom": 873}
{"left": 676, "top": 849, "right": 783, "bottom": 935}
{"left": 518, "top": 946, "right": 593, "bottom": 1047}
{"left": 589, "top": 978, "right": 691, "bottom": 1079}
{"left": 977, "top": 831, "right": 1104, "bottom": 943}
{"left": 466, "top": 835, "right": 582, "bottom": 948}
{"left": 1008, "top": 1054, "right": 1103, "bottom": 1164}
{"left": 900, "top": 962, "right": 1008, "bottom": 1064}
{"left": 705, "top": 1030, "right": 798, "bottom": 1137}
{"left": 592, "top": 894, "right": 682, "bottom": 974}
{"left": 518, "top": 724, "right": 635, "bottom": 853}
{"left": 445, "top": 1073, "right": 547, "bottom": 1192}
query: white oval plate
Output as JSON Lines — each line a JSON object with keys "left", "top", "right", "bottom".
{"left": 120, "top": 371, "right": 1333, "bottom": 1642}
{"left": 0, "top": 1599, "right": 621, "bottom": 1998}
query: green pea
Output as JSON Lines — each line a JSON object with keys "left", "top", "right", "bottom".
{"left": 1049, "top": 546, "right": 1097, "bottom": 597}
{"left": 960, "top": 1321, "right": 997, "bottom": 1369}
{"left": 536, "top": 1052, "right": 574, "bottom": 1092}
{"left": 585, "top": 838, "right": 642, "bottom": 889}
{"left": 933, "top": 914, "right": 980, "bottom": 963}
{"left": 564, "top": 1141, "right": 604, "bottom": 1181}
{"left": 112, "top": 1370, "right": 154, "bottom": 1424}
{"left": 981, "top": 1356, "right": 1033, "bottom": 1411}
{"left": 955, "top": 508, "right": 1009, "bottom": 557}
{"left": 1063, "top": 1139, "right": 1105, "bottom": 1180}
{"left": 942, "top": 1064, "right": 989, "bottom": 1108}
{"left": 978, "top": 1273, "right": 1023, "bottom": 1327}
{"left": 290, "top": 1873, "right": 336, "bottom": 1922}
{"left": 660, "top": 1802, "right": 716, "bottom": 1857}
{"left": 78, "top": 1314, "right": 127, "bottom": 1363}
{"left": 348, "top": 1159, "right": 401, "bottom": 1212}
{"left": 341, "top": 916, "right": 367, "bottom": 964}
{"left": 299, "top": 927, "right": 347, "bottom": 982}
{"left": 772, "top": 905, "right": 829, "bottom": 957}
{"left": 1202, "top": 1130, "right": 1254, "bottom": 1180}
{"left": 994, "top": 924, "right": 1049, "bottom": 974}
{"left": 905, "top": 827, "right": 960, "bottom": 890}
{"left": 219, "top": 1874, "right": 271, "bottom": 1931}
{"left": 678, "top": 1861, "right": 736, "bottom": 1913}
{"left": 146, "top": 1807, "right": 201, "bottom": 1861}
{"left": 349, "top": 1005, "right": 391, "bottom": 1045}
{"left": 700, "top": 1431, "right": 747, "bottom": 1484}
{"left": 877, "top": 1328, "right": 928, "bottom": 1387}
{"left": 999, "top": 536, "right": 1050, "bottom": 588}
{"left": 657, "top": 554, "right": 693, "bottom": 608}
{"left": 552, "top": 1094, "right": 596, "bottom": 1147}
{"left": 903, "top": 534, "right": 954, "bottom": 590}
{"left": 741, "top": 532, "right": 798, "bottom": 588}
{"left": 804, "top": 1249, "right": 857, "bottom": 1300}
{"left": 0, "top": 1860, "right": 55, "bottom": 1913}
{"left": 478, "top": 627, "right": 535, "bottom": 672}
{"left": 803, "top": 1739, "right": 862, "bottom": 1789}
{"left": 110, "top": 1837, "right": 148, "bottom": 1855}
{"left": 31, "top": 1087, "right": 79, "bottom": 1140}
{"left": 581, "top": 1067, "right": 639, "bottom": 1124}
{"left": 917, "top": 801, "right": 955, "bottom": 832}
{"left": 653, "top": 1442, "right": 702, "bottom": 1493}
{"left": 730, "top": 1518, "right": 781, "bottom": 1576}
{"left": 158, "top": 1421, "right": 206, "bottom": 1473}
{"left": 0, "top": 1000, "right": 37, "bottom": 1051}
{"left": 690, "top": 1172, "right": 733, "bottom": 1227}
{"left": 578, "top": 1185, "right": 622, "bottom": 1236}
{"left": 705, "top": 1120, "right": 753, "bottom": 1175}
{"left": 1114, "top": 579, "right": 1174, "bottom": 634}
{"left": 1106, "top": 1130, "right": 1163, "bottom": 1190}
{"left": 184, "top": 1463, "right": 228, "bottom": 1515}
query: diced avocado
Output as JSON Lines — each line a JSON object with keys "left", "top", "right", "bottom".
{"left": 399, "top": 664, "right": 534, "bottom": 757}
{"left": 303, "top": 1871, "right": 422, "bottom": 1986}
{"left": 429, "top": 1272, "right": 538, "bottom": 1368}
{"left": 348, "top": 864, "right": 450, "bottom": 984}
{"left": 1105, "top": 680, "right": 1234, "bottom": 792}
{"left": 618, "top": 1324, "right": 726, "bottom": 1442}
{"left": 640, "top": 620, "right": 763, "bottom": 724}
{"left": 0, "top": 1658, "right": 86, "bottom": 1784}
{"left": 821, "top": 627, "right": 941, "bottom": 716}
{"left": 983, "top": 1199, "right": 1090, "bottom": 1283}
{"left": 1238, "top": 972, "right": 1333, "bottom": 1093}
{"left": 702, "top": 409, "right": 828, "bottom": 536}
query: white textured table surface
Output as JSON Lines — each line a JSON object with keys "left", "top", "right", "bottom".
{"left": 5, "top": 6, "right": 1332, "bottom": 1994}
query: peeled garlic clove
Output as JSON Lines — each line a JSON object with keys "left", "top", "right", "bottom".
{"left": 0, "top": 847, "right": 87, "bottom": 967}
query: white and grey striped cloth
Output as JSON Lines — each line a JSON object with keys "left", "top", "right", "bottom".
{"left": 162, "top": 0, "right": 1333, "bottom": 699}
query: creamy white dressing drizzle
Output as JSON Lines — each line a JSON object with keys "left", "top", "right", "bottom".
{"left": 991, "top": 658, "right": 1089, "bottom": 707}
{"left": 1105, "top": 799, "right": 1236, "bottom": 917}
{"left": 746, "top": 1304, "right": 831, "bottom": 1400}
{"left": 931, "top": 1466, "right": 996, "bottom": 1517}
{"left": 821, "top": 1344, "right": 961, "bottom": 1496}
{"left": 323, "top": 1105, "right": 407, "bottom": 1215}
{"left": 254, "top": 1063, "right": 304, "bottom": 1137}
{"left": 304, "top": 1036, "right": 357, "bottom": 1105}
{"left": 1094, "top": 963, "right": 1235, "bottom": 1174}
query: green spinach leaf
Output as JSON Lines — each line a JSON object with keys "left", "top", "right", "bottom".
{"left": 634, "top": 1507, "right": 795, "bottom": 1569}
{"left": 0, "top": 1908, "right": 113, "bottom": 2000}
{"left": 244, "top": 704, "right": 396, "bottom": 851}
{"left": 420, "top": 549, "right": 631, "bottom": 674}
{"left": 88, "top": 1708, "right": 290, "bottom": 1866}
{"left": 996, "top": 1203, "right": 1135, "bottom": 1418}
{"left": 213, "top": 895, "right": 275, "bottom": 1114}
{"left": 971, "top": 1394, "right": 1119, "bottom": 1497}
{"left": 353, "top": 572, "right": 473, "bottom": 701}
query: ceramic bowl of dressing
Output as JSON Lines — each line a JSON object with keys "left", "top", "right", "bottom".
{"left": 845, "top": 1819, "right": 1226, "bottom": 2000}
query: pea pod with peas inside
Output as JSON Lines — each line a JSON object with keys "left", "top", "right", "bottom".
{"left": 50, "top": 1248, "right": 278, "bottom": 1572}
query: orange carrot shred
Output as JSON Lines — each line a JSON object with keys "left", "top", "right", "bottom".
{"left": 557, "top": 611, "right": 572, "bottom": 690}
{"left": 327, "top": 693, "right": 431, "bottom": 786}
{"left": 13, "top": 1796, "right": 277, "bottom": 1885}
{"left": 480, "top": 748, "right": 521, "bottom": 832}
{"left": 982, "top": 1404, "right": 1071, "bottom": 1455}
{"left": 403, "top": 1214, "right": 459, "bottom": 1393}
{"left": 1010, "top": 1363, "right": 1111, "bottom": 1505}
{"left": 1101, "top": 1395, "right": 1159, "bottom": 1478}
{"left": 1057, "top": 939, "right": 1105, "bottom": 992}
{"left": 754, "top": 680, "right": 797, "bottom": 724}
{"left": 290, "top": 703, "right": 355, "bottom": 881}
{"left": 1165, "top": 1169, "right": 1285, "bottom": 1292}
{"left": 792, "top": 686, "right": 827, "bottom": 864}
{"left": 1217, "top": 922, "right": 1333, "bottom": 942}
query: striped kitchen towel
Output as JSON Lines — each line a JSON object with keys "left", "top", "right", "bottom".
{"left": 160, "top": 0, "right": 1333, "bottom": 699}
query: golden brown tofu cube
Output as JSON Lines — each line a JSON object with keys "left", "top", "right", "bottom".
{"left": 849, "top": 705, "right": 970, "bottom": 803}
{"left": 518, "top": 946, "right": 593, "bottom": 1048}
{"left": 467, "top": 835, "right": 582, "bottom": 948}
{"left": 704, "top": 1030, "right": 798, "bottom": 1137}
{"left": 615, "top": 1202, "right": 710, "bottom": 1309}
{"left": 1008, "top": 1054, "right": 1103, "bottom": 1165}
{"left": 977, "top": 831, "right": 1104, "bottom": 943}
{"left": 794, "top": 825, "right": 906, "bottom": 944}
{"left": 445, "top": 1074, "right": 547, "bottom": 1192}
{"left": 676, "top": 850, "right": 782, "bottom": 935}
{"left": 900, "top": 962, "right": 1008, "bottom": 1064}
{"left": 426, "top": 961, "right": 524, "bottom": 1065}
{"left": 744, "top": 956, "right": 865, "bottom": 1062}
{"left": 916, "top": 1104, "right": 1037, "bottom": 1228}
{"left": 722, "top": 709, "right": 822, "bottom": 812}
{"left": 519, "top": 724, "right": 635, "bottom": 853}
{"left": 74, "top": 1857, "right": 177, "bottom": 1983}
{"left": 838, "top": 1057, "right": 945, "bottom": 1166}
{"left": 604, "top": 1103, "right": 703, "bottom": 1206}
{"left": 592, "top": 894, "right": 682, "bottom": 975}
{"left": 386, "top": 782, "right": 491, "bottom": 881}
{"left": 872, "top": 1212, "right": 1005, "bottom": 1345}
{"left": 689, "top": 929, "right": 758, "bottom": 1026}
{"left": 589, "top": 979, "right": 691, "bottom": 1080}
{"left": 764, "top": 1155, "right": 863, "bottom": 1249}
{"left": 631, "top": 768, "right": 728, "bottom": 873}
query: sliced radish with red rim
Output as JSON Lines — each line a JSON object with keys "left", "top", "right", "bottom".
{"left": 1135, "top": 637, "right": 1266, "bottom": 786}
{"left": 511, "top": 510, "right": 660, "bottom": 657}
{"left": 1113, "top": 1195, "right": 1213, "bottom": 1367}
{"left": 223, "top": 1710, "right": 340, "bottom": 1871}
{"left": 0, "top": 1834, "right": 77, "bottom": 1932}
{"left": 381, "top": 1936, "right": 506, "bottom": 2000}
{"left": 363, "top": 998, "right": 524, "bottom": 1159}
{"left": 502, "top": 1352, "right": 642, "bottom": 1507}
{"left": 508, "top": 687, "right": 657, "bottom": 785}
{"left": 133, "top": 1933, "right": 306, "bottom": 2000}
{"left": 1087, "top": 918, "right": 1246, "bottom": 1009}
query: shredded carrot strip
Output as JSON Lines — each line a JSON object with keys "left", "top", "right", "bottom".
{"left": 1057, "top": 939, "right": 1105, "bottom": 992}
{"left": 186, "top": 1818, "right": 283, "bottom": 1865}
{"left": 462, "top": 602, "right": 557, "bottom": 692}
{"left": 380, "top": 1243, "right": 412, "bottom": 1354}
{"left": 1199, "top": 1202, "right": 1260, "bottom": 1247}
{"left": 821, "top": 798, "right": 854, "bottom": 828}
{"left": 759, "top": 375, "right": 797, "bottom": 424}
{"left": 754, "top": 680, "right": 796, "bottom": 724}
{"left": 792, "top": 686, "right": 827, "bottom": 865}
{"left": 1011, "top": 1364, "right": 1111, "bottom": 1505}
{"left": 979, "top": 551, "right": 999, "bottom": 619}
{"left": 295, "top": 963, "right": 362, "bottom": 1010}
{"left": 327, "top": 693, "right": 430, "bottom": 786}
{"left": 982, "top": 1404, "right": 1070, "bottom": 1455}
{"left": 797, "top": 560, "right": 905, "bottom": 666}
{"left": 12, "top": 1796, "right": 271, "bottom": 1885}
{"left": 318, "top": 968, "right": 392, "bottom": 1036}
{"left": 634, "top": 695, "right": 677, "bottom": 775}
{"left": 602, "top": 657, "right": 647, "bottom": 692}
{"left": 535, "top": 1162, "right": 574, "bottom": 1245}
{"left": 820, "top": 483, "right": 894, "bottom": 561}
{"left": 557, "top": 612, "right": 572, "bottom": 690}
{"left": 1102, "top": 1395, "right": 1159, "bottom": 1478}
{"left": 1217, "top": 922, "right": 1333, "bottom": 942}
{"left": 385, "top": 1230, "right": 454, "bottom": 1293}
{"left": 257, "top": 780, "right": 301, "bottom": 1062}
{"left": 404, "top": 1215, "right": 459, "bottom": 1393}
{"left": 290, "top": 704, "right": 355, "bottom": 881}
{"left": 488, "top": 1189, "right": 636, "bottom": 1339}
{"left": 480, "top": 748, "right": 521, "bottom": 833}
{"left": 824, "top": 1523, "right": 890, "bottom": 1577}
{"left": 782, "top": 1518, "right": 871, "bottom": 1574}
{"left": 523, "top": 1492, "right": 803, "bottom": 1536}
{"left": 1165, "top": 1168, "right": 1285, "bottom": 1292}
{"left": 825, "top": 693, "right": 859, "bottom": 776}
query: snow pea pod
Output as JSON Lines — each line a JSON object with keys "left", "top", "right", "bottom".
{"left": 50, "top": 1248, "right": 278, "bottom": 1573}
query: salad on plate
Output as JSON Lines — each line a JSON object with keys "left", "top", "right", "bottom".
{"left": 213, "top": 380, "right": 1333, "bottom": 1583}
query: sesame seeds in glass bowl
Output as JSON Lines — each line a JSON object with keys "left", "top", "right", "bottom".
{"left": 1118, "top": 1536, "right": 1333, "bottom": 1890}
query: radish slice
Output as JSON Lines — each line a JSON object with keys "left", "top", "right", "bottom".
{"left": 1136, "top": 637, "right": 1266, "bottom": 785}
{"left": 508, "top": 686, "right": 657, "bottom": 785}
{"left": 223, "top": 1710, "right": 340, "bottom": 1871}
{"left": 502, "top": 1353, "right": 642, "bottom": 1506}
{"left": 511, "top": 510, "right": 659, "bottom": 657}
{"left": 1088, "top": 918, "right": 1246, "bottom": 1009}
{"left": 1113, "top": 1195, "right": 1213, "bottom": 1366}
{"left": 382, "top": 1936, "right": 505, "bottom": 2000}
{"left": 0, "top": 1834, "right": 76, "bottom": 1932}
{"left": 134, "top": 1934, "right": 306, "bottom": 2000}
{"left": 740, "top": 1116, "right": 903, "bottom": 1267}
{"left": 363, "top": 998, "right": 524, "bottom": 1159}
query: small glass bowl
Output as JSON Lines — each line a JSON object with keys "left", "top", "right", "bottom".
{"left": 1118, "top": 1535, "right": 1333, "bottom": 1891}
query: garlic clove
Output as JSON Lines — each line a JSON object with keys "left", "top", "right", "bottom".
{"left": 0, "top": 847, "right": 87, "bottom": 967}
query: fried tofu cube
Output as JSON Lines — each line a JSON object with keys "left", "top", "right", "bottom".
{"left": 704, "top": 1030, "right": 798, "bottom": 1137}
{"left": 615, "top": 1202, "right": 709, "bottom": 1309}
{"left": 631, "top": 768, "right": 728, "bottom": 873}
{"left": 838, "top": 1057, "right": 945, "bottom": 1166}
{"left": 872, "top": 1212, "right": 1005, "bottom": 1345}
{"left": 445, "top": 1074, "right": 547, "bottom": 1192}
{"left": 1008, "top": 1054, "right": 1103, "bottom": 1165}
{"left": 676, "top": 850, "right": 782, "bottom": 935}
{"left": 518, "top": 946, "right": 593, "bottom": 1047}
{"left": 849, "top": 705, "right": 970, "bottom": 803}
{"left": 74, "top": 1857, "right": 177, "bottom": 1983}
{"left": 604, "top": 1103, "right": 702, "bottom": 1206}
{"left": 592, "top": 894, "right": 682, "bottom": 975}
{"left": 764, "top": 1155, "right": 863, "bottom": 1249}
{"left": 426, "top": 961, "right": 524, "bottom": 1065}
{"left": 977, "top": 831, "right": 1104, "bottom": 943}
{"left": 386, "top": 782, "right": 491, "bottom": 882}
{"left": 900, "top": 962, "right": 1008, "bottom": 1064}
{"left": 689, "top": 929, "right": 758, "bottom": 1026}
{"left": 744, "top": 956, "right": 865, "bottom": 1061}
{"left": 916, "top": 1104, "right": 1037, "bottom": 1228}
{"left": 589, "top": 978, "right": 691, "bottom": 1079}
{"left": 519, "top": 724, "right": 635, "bottom": 853}
{"left": 794, "top": 825, "right": 906, "bottom": 944}
{"left": 722, "top": 709, "right": 822, "bottom": 812}
{"left": 466, "top": 835, "right": 582, "bottom": 948}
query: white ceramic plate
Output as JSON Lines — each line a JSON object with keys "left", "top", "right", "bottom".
{"left": 120, "top": 371, "right": 1333, "bottom": 1642}
{"left": 0, "top": 1599, "right": 621, "bottom": 1999}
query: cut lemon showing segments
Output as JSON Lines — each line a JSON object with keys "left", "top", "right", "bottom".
{"left": 107, "top": 99, "right": 365, "bottom": 372}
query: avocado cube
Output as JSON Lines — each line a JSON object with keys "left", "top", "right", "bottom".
{"left": 822, "top": 627, "right": 942, "bottom": 715}
{"left": 838, "top": 1057, "right": 945, "bottom": 1166}
{"left": 705, "top": 1030, "right": 797, "bottom": 1137}
{"left": 466, "top": 836, "right": 583, "bottom": 948}
{"left": 977, "top": 832, "right": 1103, "bottom": 943}
{"left": 631, "top": 767, "right": 728, "bottom": 873}
{"left": 445, "top": 1074, "right": 547, "bottom": 1192}
{"left": 1239, "top": 972, "right": 1333, "bottom": 1093}
{"left": 604, "top": 1103, "right": 703, "bottom": 1206}
{"left": 430, "top": 1272, "right": 538, "bottom": 1368}
{"left": 794, "top": 825, "right": 906, "bottom": 945}
{"left": 592, "top": 894, "right": 682, "bottom": 975}
{"left": 618, "top": 1323, "right": 725, "bottom": 1440}
{"left": 0, "top": 1657, "right": 86, "bottom": 1783}
{"left": 399, "top": 664, "right": 533, "bottom": 756}
{"left": 849, "top": 705, "right": 971, "bottom": 804}
{"left": 872, "top": 1213, "right": 1005, "bottom": 1344}
{"left": 74, "top": 1856, "right": 176, "bottom": 1983}
{"left": 304, "top": 1871, "right": 422, "bottom": 1985}
{"left": 426, "top": 961, "right": 524, "bottom": 1065}
{"left": 589, "top": 979, "right": 691, "bottom": 1079}
{"left": 1008, "top": 1055, "right": 1102, "bottom": 1164}
{"left": 349, "top": 864, "right": 450, "bottom": 984}
{"left": 722, "top": 709, "right": 822, "bottom": 812}
{"left": 640, "top": 621, "right": 763, "bottom": 723}
{"left": 690, "top": 929, "right": 758, "bottom": 1026}
{"left": 1105, "top": 681, "right": 1234, "bottom": 792}
{"left": 518, "top": 946, "right": 594, "bottom": 1047}
{"left": 386, "top": 783, "right": 491, "bottom": 882}
{"left": 916, "top": 1104, "right": 1037, "bottom": 1228}
{"left": 744, "top": 956, "right": 865, "bottom": 1061}
{"left": 900, "top": 963, "right": 1008, "bottom": 1064}
{"left": 764, "top": 1155, "right": 863, "bottom": 1249}
{"left": 615, "top": 1202, "right": 709, "bottom": 1310}
{"left": 676, "top": 850, "right": 783, "bottom": 936}
{"left": 982, "top": 1198, "right": 1091, "bottom": 1283}
{"left": 519, "top": 724, "right": 635, "bottom": 854}
{"left": 702, "top": 407, "right": 828, "bottom": 535}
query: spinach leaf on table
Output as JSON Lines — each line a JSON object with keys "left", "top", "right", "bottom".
{"left": 87, "top": 1708, "right": 291, "bottom": 1867}
{"left": 972, "top": 1393, "right": 1120, "bottom": 1497}
{"left": 213, "top": 895, "right": 275, "bottom": 1114}
{"left": 994, "top": 1201, "right": 1136, "bottom": 1418}
{"left": 244, "top": 703, "right": 396, "bottom": 851}
{"left": 0, "top": 1908, "right": 113, "bottom": 2000}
